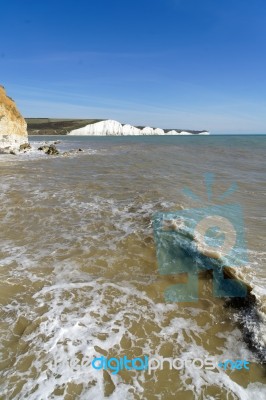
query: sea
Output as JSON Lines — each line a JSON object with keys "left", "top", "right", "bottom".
{"left": 0, "top": 135, "right": 265, "bottom": 399}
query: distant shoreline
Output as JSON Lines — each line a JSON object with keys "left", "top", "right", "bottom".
{"left": 26, "top": 118, "right": 209, "bottom": 136}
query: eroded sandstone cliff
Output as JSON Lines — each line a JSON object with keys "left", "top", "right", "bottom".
{"left": 0, "top": 85, "right": 28, "bottom": 150}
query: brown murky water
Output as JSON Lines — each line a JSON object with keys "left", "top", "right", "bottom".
{"left": 0, "top": 135, "right": 265, "bottom": 399}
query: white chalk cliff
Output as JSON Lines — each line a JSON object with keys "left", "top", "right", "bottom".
{"left": 68, "top": 119, "right": 209, "bottom": 136}
{"left": 0, "top": 85, "right": 28, "bottom": 150}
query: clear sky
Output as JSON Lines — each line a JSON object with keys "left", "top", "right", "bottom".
{"left": 0, "top": 0, "right": 265, "bottom": 133}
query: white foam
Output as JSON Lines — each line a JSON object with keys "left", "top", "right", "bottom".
{"left": 2, "top": 273, "right": 263, "bottom": 399}
{"left": 0, "top": 132, "right": 28, "bottom": 151}
{"left": 0, "top": 172, "right": 263, "bottom": 398}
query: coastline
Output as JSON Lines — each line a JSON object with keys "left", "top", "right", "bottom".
{"left": 26, "top": 118, "right": 209, "bottom": 136}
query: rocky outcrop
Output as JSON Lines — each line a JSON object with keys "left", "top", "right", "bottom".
{"left": 0, "top": 85, "right": 28, "bottom": 151}
{"left": 38, "top": 144, "right": 59, "bottom": 155}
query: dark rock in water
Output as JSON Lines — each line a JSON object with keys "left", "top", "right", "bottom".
{"left": 46, "top": 145, "right": 60, "bottom": 155}
{"left": 38, "top": 144, "right": 59, "bottom": 155}
{"left": 10, "top": 150, "right": 16, "bottom": 155}
{"left": 38, "top": 145, "right": 49, "bottom": 152}
{"left": 19, "top": 142, "right": 31, "bottom": 152}
{"left": 54, "top": 140, "right": 61, "bottom": 144}
{"left": 78, "top": 148, "right": 83, "bottom": 151}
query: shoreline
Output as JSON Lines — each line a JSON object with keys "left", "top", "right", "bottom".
{"left": 26, "top": 118, "right": 209, "bottom": 136}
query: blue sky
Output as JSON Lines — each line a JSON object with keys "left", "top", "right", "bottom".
{"left": 0, "top": 0, "right": 265, "bottom": 133}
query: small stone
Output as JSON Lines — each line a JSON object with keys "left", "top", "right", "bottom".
{"left": 19, "top": 143, "right": 31, "bottom": 151}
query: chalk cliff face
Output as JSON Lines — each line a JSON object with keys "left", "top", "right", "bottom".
{"left": 68, "top": 119, "right": 210, "bottom": 136}
{"left": 68, "top": 120, "right": 163, "bottom": 136}
{"left": 0, "top": 85, "right": 28, "bottom": 150}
